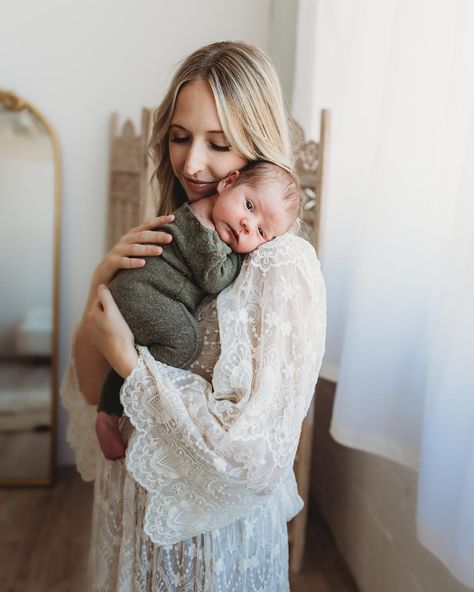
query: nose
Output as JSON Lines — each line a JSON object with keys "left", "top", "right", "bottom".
{"left": 183, "top": 140, "right": 205, "bottom": 177}
{"left": 241, "top": 217, "right": 255, "bottom": 234}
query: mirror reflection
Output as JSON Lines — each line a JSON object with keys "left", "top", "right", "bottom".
{"left": 0, "top": 101, "right": 55, "bottom": 482}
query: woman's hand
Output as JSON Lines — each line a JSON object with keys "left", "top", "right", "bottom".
{"left": 75, "top": 215, "right": 173, "bottom": 404}
{"left": 93, "top": 214, "right": 175, "bottom": 287}
{"left": 89, "top": 285, "right": 138, "bottom": 379}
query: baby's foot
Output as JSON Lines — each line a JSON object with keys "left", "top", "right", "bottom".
{"left": 96, "top": 411, "right": 127, "bottom": 460}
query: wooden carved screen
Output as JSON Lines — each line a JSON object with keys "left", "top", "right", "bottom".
{"left": 106, "top": 109, "right": 154, "bottom": 251}
{"left": 288, "top": 109, "right": 330, "bottom": 574}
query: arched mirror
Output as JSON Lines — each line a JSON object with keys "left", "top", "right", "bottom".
{"left": 0, "top": 90, "right": 61, "bottom": 486}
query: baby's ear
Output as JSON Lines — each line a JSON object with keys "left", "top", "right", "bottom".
{"left": 217, "top": 170, "right": 240, "bottom": 193}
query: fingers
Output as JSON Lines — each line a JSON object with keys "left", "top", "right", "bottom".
{"left": 118, "top": 243, "right": 163, "bottom": 258}
{"left": 97, "top": 284, "right": 115, "bottom": 310}
{"left": 110, "top": 230, "right": 172, "bottom": 271}
{"left": 86, "top": 296, "right": 101, "bottom": 323}
{"left": 124, "top": 229, "right": 173, "bottom": 246}
{"left": 130, "top": 214, "right": 175, "bottom": 233}
{"left": 139, "top": 214, "right": 175, "bottom": 230}
{"left": 95, "top": 285, "right": 121, "bottom": 329}
{"left": 116, "top": 256, "right": 147, "bottom": 269}
{"left": 100, "top": 217, "right": 174, "bottom": 280}
{"left": 106, "top": 244, "right": 163, "bottom": 272}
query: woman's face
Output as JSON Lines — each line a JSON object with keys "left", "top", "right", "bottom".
{"left": 168, "top": 80, "right": 247, "bottom": 202}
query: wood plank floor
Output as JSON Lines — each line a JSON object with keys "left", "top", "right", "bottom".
{"left": 0, "top": 467, "right": 92, "bottom": 592}
{"left": 290, "top": 500, "right": 360, "bottom": 592}
{"left": 0, "top": 467, "right": 359, "bottom": 591}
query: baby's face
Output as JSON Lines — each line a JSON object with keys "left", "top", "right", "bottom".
{"left": 212, "top": 178, "right": 290, "bottom": 253}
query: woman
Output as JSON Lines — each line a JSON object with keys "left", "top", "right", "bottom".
{"left": 61, "top": 41, "right": 326, "bottom": 591}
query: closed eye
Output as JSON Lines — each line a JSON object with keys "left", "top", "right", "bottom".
{"left": 169, "top": 137, "right": 229, "bottom": 152}
{"left": 211, "top": 143, "right": 230, "bottom": 152}
{"left": 170, "top": 136, "right": 189, "bottom": 144}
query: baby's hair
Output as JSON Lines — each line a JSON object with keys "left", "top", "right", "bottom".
{"left": 233, "top": 161, "right": 302, "bottom": 230}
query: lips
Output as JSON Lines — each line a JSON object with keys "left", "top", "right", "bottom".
{"left": 182, "top": 176, "right": 216, "bottom": 195}
{"left": 229, "top": 225, "right": 239, "bottom": 243}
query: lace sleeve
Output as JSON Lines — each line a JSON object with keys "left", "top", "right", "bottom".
{"left": 59, "top": 328, "right": 101, "bottom": 481}
{"left": 121, "top": 233, "right": 326, "bottom": 545}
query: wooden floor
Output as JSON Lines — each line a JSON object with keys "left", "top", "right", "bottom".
{"left": 290, "top": 501, "right": 360, "bottom": 592}
{"left": 0, "top": 467, "right": 92, "bottom": 592}
{"left": 0, "top": 467, "right": 359, "bottom": 592}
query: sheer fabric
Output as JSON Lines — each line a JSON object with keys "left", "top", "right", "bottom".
{"left": 293, "top": 0, "right": 474, "bottom": 586}
{"left": 61, "top": 233, "right": 326, "bottom": 590}
{"left": 88, "top": 422, "right": 294, "bottom": 592}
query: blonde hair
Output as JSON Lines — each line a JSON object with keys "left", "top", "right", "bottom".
{"left": 149, "top": 41, "right": 294, "bottom": 216}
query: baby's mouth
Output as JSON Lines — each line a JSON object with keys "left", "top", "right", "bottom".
{"left": 229, "top": 225, "right": 239, "bottom": 243}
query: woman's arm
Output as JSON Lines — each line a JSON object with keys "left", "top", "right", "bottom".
{"left": 74, "top": 215, "right": 174, "bottom": 404}
{"left": 85, "top": 284, "right": 138, "bottom": 379}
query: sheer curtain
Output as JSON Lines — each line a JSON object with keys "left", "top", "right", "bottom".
{"left": 292, "top": 0, "right": 474, "bottom": 587}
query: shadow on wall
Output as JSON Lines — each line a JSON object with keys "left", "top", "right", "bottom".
{"left": 310, "top": 379, "right": 473, "bottom": 592}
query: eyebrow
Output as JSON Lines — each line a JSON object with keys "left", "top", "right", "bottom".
{"left": 169, "top": 124, "right": 225, "bottom": 135}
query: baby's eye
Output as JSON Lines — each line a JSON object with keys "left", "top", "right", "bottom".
{"left": 258, "top": 227, "right": 265, "bottom": 239}
{"left": 246, "top": 200, "right": 254, "bottom": 212}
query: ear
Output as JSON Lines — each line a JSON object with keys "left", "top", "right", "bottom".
{"left": 216, "top": 169, "right": 240, "bottom": 194}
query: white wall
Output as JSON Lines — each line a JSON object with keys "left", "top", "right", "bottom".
{"left": 0, "top": 0, "right": 274, "bottom": 464}
{"left": 268, "top": 0, "right": 299, "bottom": 107}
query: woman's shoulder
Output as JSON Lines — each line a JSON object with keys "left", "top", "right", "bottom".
{"left": 247, "top": 233, "right": 320, "bottom": 273}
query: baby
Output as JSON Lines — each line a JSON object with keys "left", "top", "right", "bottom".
{"left": 96, "top": 161, "right": 301, "bottom": 459}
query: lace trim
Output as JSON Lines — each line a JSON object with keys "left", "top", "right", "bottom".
{"left": 59, "top": 328, "right": 100, "bottom": 481}
{"left": 248, "top": 233, "right": 316, "bottom": 272}
{"left": 120, "top": 234, "right": 326, "bottom": 544}
{"left": 89, "top": 452, "right": 294, "bottom": 591}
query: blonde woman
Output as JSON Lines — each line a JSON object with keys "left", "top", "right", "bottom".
{"left": 61, "top": 41, "right": 326, "bottom": 591}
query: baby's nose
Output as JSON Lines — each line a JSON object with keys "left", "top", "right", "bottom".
{"left": 241, "top": 218, "right": 254, "bottom": 233}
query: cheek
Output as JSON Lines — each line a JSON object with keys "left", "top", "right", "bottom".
{"left": 215, "top": 200, "right": 233, "bottom": 222}
{"left": 209, "top": 153, "right": 247, "bottom": 179}
{"left": 168, "top": 142, "right": 184, "bottom": 174}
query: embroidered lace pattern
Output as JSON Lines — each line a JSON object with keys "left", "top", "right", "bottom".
{"left": 60, "top": 233, "right": 326, "bottom": 591}
{"left": 60, "top": 328, "right": 100, "bottom": 481}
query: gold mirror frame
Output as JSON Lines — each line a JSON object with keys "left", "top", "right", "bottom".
{"left": 0, "top": 89, "right": 61, "bottom": 487}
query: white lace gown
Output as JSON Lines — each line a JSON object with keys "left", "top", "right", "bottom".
{"left": 61, "top": 234, "right": 326, "bottom": 592}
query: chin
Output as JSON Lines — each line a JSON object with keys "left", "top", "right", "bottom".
{"left": 234, "top": 245, "right": 251, "bottom": 254}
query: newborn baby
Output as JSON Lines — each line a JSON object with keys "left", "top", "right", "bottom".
{"left": 96, "top": 161, "right": 301, "bottom": 459}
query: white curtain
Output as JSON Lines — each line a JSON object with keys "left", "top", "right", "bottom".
{"left": 292, "top": 0, "right": 474, "bottom": 587}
